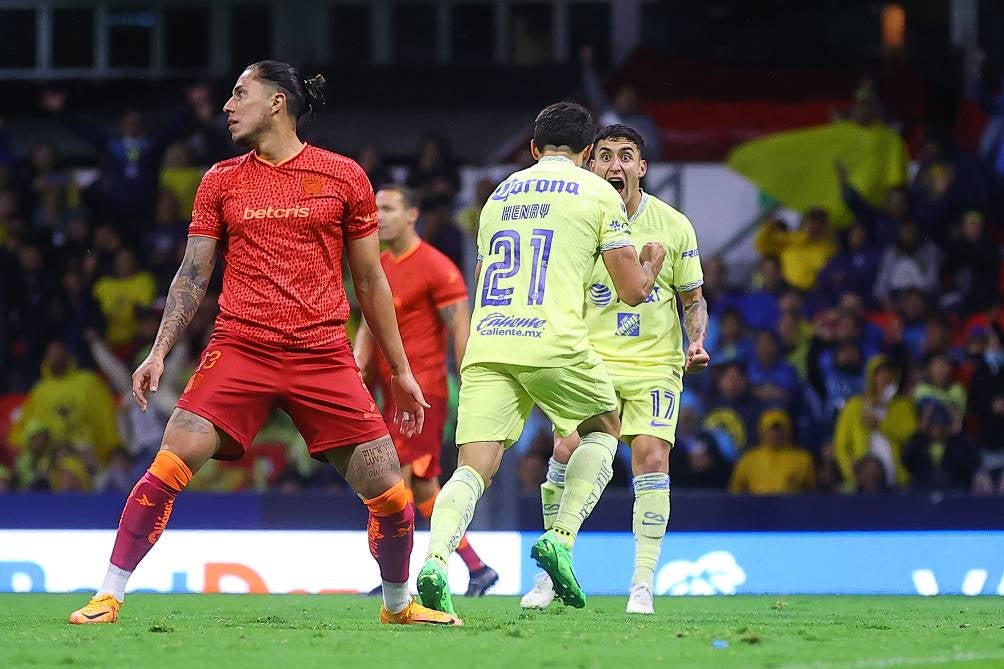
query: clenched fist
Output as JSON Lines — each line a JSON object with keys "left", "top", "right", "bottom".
{"left": 639, "top": 241, "right": 666, "bottom": 273}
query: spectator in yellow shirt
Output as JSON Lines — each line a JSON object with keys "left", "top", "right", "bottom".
{"left": 755, "top": 209, "right": 837, "bottom": 291}
{"left": 729, "top": 409, "right": 816, "bottom": 494}
{"left": 92, "top": 248, "right": 157, "bottom": 347}
{"left": 159, "top": 142, "right": 204, "bottom": 218}
{"left": 833, "top": 355, "right": 917, "bottom": 490}
{"left": 8, "top": 341, "right": 121, "bottom": 465}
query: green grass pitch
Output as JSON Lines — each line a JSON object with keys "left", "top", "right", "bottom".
{"left": 3, "top": 594, "right": 1003, "bottom": 669}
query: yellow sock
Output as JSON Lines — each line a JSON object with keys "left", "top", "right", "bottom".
{"left": 552, "top": 432, "right": 616, "bottom": 548}
{"left": 426, "top": 465, "right": 485, "bottom": 564}
{"left": 540, "top": 457, "right": 566, "bottom": 531}
{"left": 631, "top": 473, "right": 670, "bottom": 588}
{"left": 540, "top": 480, "right": 563, "bottom": 531}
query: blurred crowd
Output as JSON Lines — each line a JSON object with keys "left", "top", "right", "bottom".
{"left": 0, "top": 86, "right": 470, "bottom": 494}
{"left": 2, "top": 76, "right": 1003, "bottom": 498}
{"left": 520, "top": 120, "right": 1004, "bottom": 496}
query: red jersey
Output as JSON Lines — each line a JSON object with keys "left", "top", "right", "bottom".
{"left": 375, "top": 241, "right": 468, "bottom": 398}
{"left": 188, "top": 144, "right": 377, "bottom": 348}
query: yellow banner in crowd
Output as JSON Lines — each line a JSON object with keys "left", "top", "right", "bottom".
{"left": 726, "top": 120, "right": 908, "bottom": 227}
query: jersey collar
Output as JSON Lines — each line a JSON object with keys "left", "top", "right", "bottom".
{"left": 386, "top": 239, "right": 422, "bottom": 263}
{"left": 538, "top": 155, "right": 575, "bottom": 165}
{"left": 629, "top": 190, "right": 650, "bottom": 223}
{"left": 253, "top": 142, "right": 308, "bottom": 167}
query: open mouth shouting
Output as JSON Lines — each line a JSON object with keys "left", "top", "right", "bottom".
{"left": 607, "top": 176, "right": 626, "bottom": 194}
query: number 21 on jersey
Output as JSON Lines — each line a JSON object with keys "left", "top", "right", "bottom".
{"left": 480, "top": 228, "right": 553, "bottom": 307}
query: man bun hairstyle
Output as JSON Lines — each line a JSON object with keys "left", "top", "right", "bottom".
{"left": 302, "top": 74, "right": 327, "bottom": 120}
{"left": 250, "top": 60, "right": 327, "bottom": 123}
{"left": 533, "top": 101, "right": 595, "bottom": 153}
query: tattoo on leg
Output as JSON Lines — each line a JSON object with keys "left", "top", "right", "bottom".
{"left": 167, "top": 410, "right": 214, "bottom": 433}
{"left": 347, "top": 436, "right": 401, "bottom": 486}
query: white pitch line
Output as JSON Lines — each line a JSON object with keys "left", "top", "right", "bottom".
{"left": 774, "top": 651, "right": 1004, "bottom": 669}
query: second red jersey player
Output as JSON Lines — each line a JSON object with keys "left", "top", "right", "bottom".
{"left": 356, "top": 185, "right": 499, "bottom": 596}
{"left": 69, "top": 60, "right": 460, "bottom": 627}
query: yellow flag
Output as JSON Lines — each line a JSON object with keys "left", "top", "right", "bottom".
{"left": 726, "top": 120, "right": 908, "bottom": 228}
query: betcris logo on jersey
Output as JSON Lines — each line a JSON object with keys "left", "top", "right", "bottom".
{"left": 243, "top": 206, "right": 310, "bottom": 219}
{"left": 588, "top": 283, "right": 613, "bottom": 307}
{"left": 616, "top": 313, "right": 641, "bottom": 337}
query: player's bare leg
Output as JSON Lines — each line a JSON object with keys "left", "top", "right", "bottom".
{"left": 327, "top": 436, "right": 461, "bottom": 626}
{"left": 418, "top": 441, "right": 502, "bottom": 614}
{"left": 411, "top": 474, "right": 498, "bottom": 596}
{"left": 530, "top": 410, "right": 620, "bottom": 609}
{"left": 626, "top": 435, "right": 671, "bottom": 615}
{"left": 70, "top": 409, "right": 225, "bottom": 624}
{"left": 400, "top": 463, "right": 414, "bottom": 489}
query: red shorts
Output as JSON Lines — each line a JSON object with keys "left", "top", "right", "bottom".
{"left": 383, "top": 395, "right": 447, "bottom": 480}
{"left": 177, "top": 330, "right": 387, "bottom": 461}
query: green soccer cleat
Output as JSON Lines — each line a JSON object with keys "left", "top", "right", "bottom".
{"left": 417, "top": 558, "right": 457, "bottom": 616}
{"left": 530, "top": 531, "right": 586, "bottom": 609}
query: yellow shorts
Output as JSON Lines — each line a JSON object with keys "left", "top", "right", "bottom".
{"left": 610, "top": 370, "right": 684, "bottom": 446}
{"left": 456, "top": 355, "right": 617, "bottom": 447}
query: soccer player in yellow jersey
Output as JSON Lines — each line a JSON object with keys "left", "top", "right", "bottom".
{"left": 521, "top": 124, "right": 710, "bottom": 615}
{"left": 417, "top": 104, "right": 667, "bottom": 616}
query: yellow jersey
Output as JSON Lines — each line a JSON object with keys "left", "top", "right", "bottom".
{"left": 463, "top": 156, "right": 632, "bottom": 369}
{"left": 585, "top": 192, "right": 703, "bottom": 376}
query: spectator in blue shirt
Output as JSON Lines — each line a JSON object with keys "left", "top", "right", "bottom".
{"left": 815, "top": 222, "right": 882, "bottom": 309}
{"left": 748, "top": 329, "right": 801, "bottom": 409}
{"left": 837, "top": 161, "right": 910, "bottom": 248}
{"left": 705, "top": 307, "right": 753, "bottom": 367}
{"left": 741, "top": 256, "right": 786, "bottom": 331}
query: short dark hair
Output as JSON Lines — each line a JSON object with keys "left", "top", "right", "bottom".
{"left": 592, "top": 123, "right": 646, "bottom": 159}
{"left": 533, "top": 102, "right": 595, "bottom": 153}
{"left": 249, "top": 60, "right": 326, "bottom": 123}
{"left": 377, "top": 184, "right": 419, "bottom": 210}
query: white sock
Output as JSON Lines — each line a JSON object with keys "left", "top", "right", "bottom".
{"left": 382, "top": 580, "right": 410, "bottom": 614}
{"left": 97, "top": 564, "right": 131, "bottom": 602}
{"left": 546, "top": 458, "right": 567, "bottom": 486}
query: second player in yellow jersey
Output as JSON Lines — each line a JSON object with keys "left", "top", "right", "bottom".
{"left": 521, "top": 124, "right": 710, "bottom": 616}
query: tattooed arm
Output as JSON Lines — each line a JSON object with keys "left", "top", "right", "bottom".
{"left": 680, "top": 286, "right": 711, "bottom": 374}
{"left": 438, "top": 299, "right": 471, "bottom": 372}
{"left": 131, "top": 235, "right": 217, "bottom": 411}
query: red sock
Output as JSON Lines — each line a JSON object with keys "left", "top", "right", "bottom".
{"left": 456, "top": 536, "right": 485, "bottom": 573}
{"left": 417, "top": 490, "right": 485, "bottom": 573}
{"left": 110, "top": 451, "right": 192, "bottom": 571}
{"left": 363, "top": 481, "right": 414, "bottom": 584}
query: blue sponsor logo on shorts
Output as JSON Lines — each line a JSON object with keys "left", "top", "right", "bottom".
{"left": 589, "top": 283, "right": 612, "bottom": 308}
{"left": 616, "top": 312, "right": 641, "bottom": 337}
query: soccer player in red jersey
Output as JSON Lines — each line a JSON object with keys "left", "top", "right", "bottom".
{"left": 355, "top": 185, "right": 499, "bottom": 596}
{"left": 69, "top": 60, "right": 460, "bottom": 626}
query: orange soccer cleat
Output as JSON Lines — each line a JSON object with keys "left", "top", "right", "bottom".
{"left": 69, "top": 594, "right": 122, "bottom": 624}
{"left": 379, "top": 598, "right": 463, "bottom": 626}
